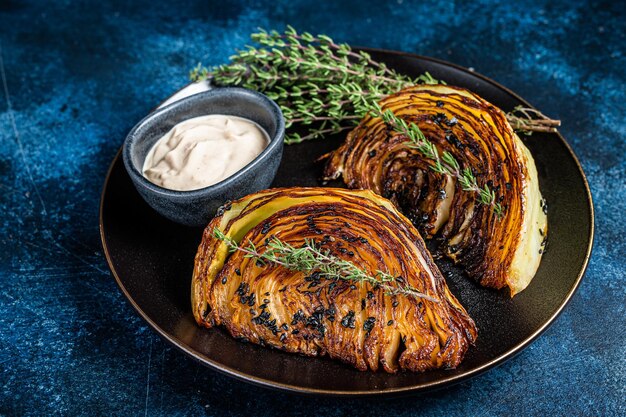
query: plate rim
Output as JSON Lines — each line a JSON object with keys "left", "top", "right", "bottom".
{"left": 99, "top": 49, "right": 595, "bottom": 396}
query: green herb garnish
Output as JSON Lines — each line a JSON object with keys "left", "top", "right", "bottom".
{"left": 213, "top": 227, "right": 439, "bottom": 303}
{"left": 191, "top": 26, "right": 559, "bottom": 142}
{"left": 191, "top": 26, "right": 438, "bottom": 144}
{"left": 373, "top": 104, "right": 503, "bottom": 217}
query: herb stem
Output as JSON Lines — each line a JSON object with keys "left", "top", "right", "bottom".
{"left": 289, "top": 115, "right": 361, "bottom": 124}
{"left": 284, "top": 126, "right": 353, "bottom": 144}
{"left": 506, "top": 106, "right": 561, "bottom": 134}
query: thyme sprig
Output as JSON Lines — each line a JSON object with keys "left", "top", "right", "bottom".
{"left": 191, "top": 27, "right": 560, "bottom": 142}
{"left": 374, "top": 104, "right": 503, "bottom": 216}
{"left": 213, "top": 228, "right": 439, "bottom": 303}
{"left": 506, "top": 106, "right": 561, "bottom": 135}
{"left": 190, "top": 26, "right": 438, "bottom": 144}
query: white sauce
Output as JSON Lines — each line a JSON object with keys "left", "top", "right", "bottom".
{"left": 142, "top": 115, "right": 269, "bottom": 191}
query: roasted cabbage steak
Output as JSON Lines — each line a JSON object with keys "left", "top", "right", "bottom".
{"left": 192, "top": 187, "right": 477, "bottom": 373}
{"left": 324, "top": 85, "right": 548, "bottom": 296}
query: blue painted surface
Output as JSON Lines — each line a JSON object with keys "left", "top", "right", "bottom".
{"left": 0, "top": 0, "right": 624, "bottom": 415}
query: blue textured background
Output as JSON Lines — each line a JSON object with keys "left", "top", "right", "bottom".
{"left": 1, "top": 0, "right": 624, "bottom": 415}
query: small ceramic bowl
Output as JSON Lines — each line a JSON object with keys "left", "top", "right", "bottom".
{"left": 123, "top": 87, "right": 285, "bottom": 227}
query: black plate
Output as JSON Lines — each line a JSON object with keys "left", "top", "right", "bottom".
{"left": 99, "top": 49, "right": 594, "bottom": 396}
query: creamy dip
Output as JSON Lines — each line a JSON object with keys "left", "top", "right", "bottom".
{"left": 142, "top": 115, "right": 269, "bottom": 191}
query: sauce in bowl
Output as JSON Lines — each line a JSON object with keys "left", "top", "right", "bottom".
{"left": 142, "top": 115, "right": 270, "bottom": 191}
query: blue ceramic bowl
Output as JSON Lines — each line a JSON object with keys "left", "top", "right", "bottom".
{"left": 123, "top": 87, "right": 285, "bottom": 227}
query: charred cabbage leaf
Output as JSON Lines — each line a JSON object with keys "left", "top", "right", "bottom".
{"left": 192, "top": 187, "right": 477, "bottom": 373}
{"left": 324, "top": 85, "right": 548, "bottom": 296}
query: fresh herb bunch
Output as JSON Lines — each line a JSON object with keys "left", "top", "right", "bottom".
{"left": 191, "top": 26, "right": 559, "bottom": 142}
{"left": 190, "top": 26, "right": 439, "bottom": 144}
{"left": 373, "top": 104, "right": 504, "bottom": 217}
{"left": 213, "top": 228, "right": 439, "bottom": 303}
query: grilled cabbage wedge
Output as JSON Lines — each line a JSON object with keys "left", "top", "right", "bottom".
{"left": 192, "top": 188, "right": 477, "bottom": 373}
{"left": 324, "top": 85, "right": 547, "bottom": 296}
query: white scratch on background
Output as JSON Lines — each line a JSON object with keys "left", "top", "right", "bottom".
{"left": 50, "top": 237, "right": 108, "bottom": 275}
{"left": 0, "top": 41, "right": 48, "bottom": 215}
{"left": 144, "top": 335, "right": 153, "bottom": 417}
